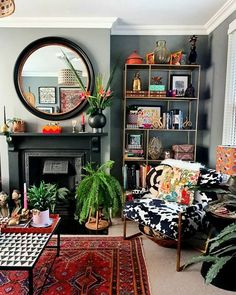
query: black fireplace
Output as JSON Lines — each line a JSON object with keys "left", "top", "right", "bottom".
{"left": 6, "top": 132, "right": 107, "bottom": 233}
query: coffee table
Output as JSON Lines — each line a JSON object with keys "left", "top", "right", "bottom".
{"left": 0, "top": 214, "right": 61, "bottom": 295}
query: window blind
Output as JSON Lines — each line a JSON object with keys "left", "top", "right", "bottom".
{"left": 222, "top": 20, "right": 236, "bottom": 145}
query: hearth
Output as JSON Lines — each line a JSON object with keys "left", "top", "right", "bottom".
{"left": 6, "top": 132, "right": 106, "bottom": 234}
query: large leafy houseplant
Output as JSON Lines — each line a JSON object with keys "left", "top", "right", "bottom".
{"left": 62, "top": 51, "right": 116, "bottom": 115}
{"left": 185, "top": 222, "right": 236, "bottom": 285}
{"left": 27, "top": 180, "right": 69, "bottom": 212}
{"left": 75, "top": 160, "right": 122, "bottom": 223}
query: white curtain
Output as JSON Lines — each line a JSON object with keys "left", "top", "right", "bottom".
{"left": 222, "top": 19, "right": 236, "bottom": 145}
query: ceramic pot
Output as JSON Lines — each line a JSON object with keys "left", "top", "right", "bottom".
{"left": 88, "top": 109, "right": 106, "bottom": 133}
{"left": 32, "top": 209, "right": 50, "bottom": 225}
{"left": 13, "top": 121, "right": 25, "bottom": 133}
{"left": 126, "top": 50, "right": 143, "bottom": 64}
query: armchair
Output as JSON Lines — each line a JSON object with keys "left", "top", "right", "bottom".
{"left": 123, "top": 159, "right": 227, "bottom": 271}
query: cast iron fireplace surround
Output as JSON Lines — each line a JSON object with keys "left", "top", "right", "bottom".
{"left": 6, "top": 132, "right": 106, "bottom": 233}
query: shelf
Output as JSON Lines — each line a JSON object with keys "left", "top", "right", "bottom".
{"left": 125, "top": 128, "right": 196, "bottom": 132}
{"left": 125, "top": 96, "right": 199, "bottom": 101}
{"left": 125, "top": 64, "right": 201, "bottom": 70}
{"left": 122, "top": 62, "right": 200, "bottom": 190}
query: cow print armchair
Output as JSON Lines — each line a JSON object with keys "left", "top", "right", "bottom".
{"left": 123, "top": 159, "right": 228, "bottom": 271}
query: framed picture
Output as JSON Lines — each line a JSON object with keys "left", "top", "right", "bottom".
{"left": 171, "top": 75, "right": 190, "bottom": 97}
{"left": 59, "top": 87, "right": 83, "bottom": 113}
{"left": 37, "top": 106, "right": 54, "bottom": 113}
{"left": 137, "top": 106, "right": 162, "bottom": 128}
{"left": 38, "top": 87, "right": 57, "bottom": 104}
{"left": 127, "top": 133, "right": 143, "bottom": 149}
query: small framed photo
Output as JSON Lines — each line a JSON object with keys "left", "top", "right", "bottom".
{"left": 171, "top": 75, "right": 190, "bottom": 97}
{"left": 38, "top": 87, "right": 57, "bottom": 104}
{"left": 59, "top": 87, "right": 83, "bottom": 113}
{"left": 37, "top": 106, "right": 54, "bottom": 113}
{"left": 127, "top": 133, "right": 143, "bottom": 149}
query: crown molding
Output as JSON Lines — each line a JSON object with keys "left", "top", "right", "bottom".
{"left": 205, "top": 0, "right": 236, "bottom": 34}
{"left": 0, "top": 17, "right": 118, "bottom": 28}
{"left": 111, "top": 25, "right": 207, "bottom": 35}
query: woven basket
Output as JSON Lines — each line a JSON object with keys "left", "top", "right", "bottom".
{"left": 0, "top": 0, "right": 15, "bottom": 17}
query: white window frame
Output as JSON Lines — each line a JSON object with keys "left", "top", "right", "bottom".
{"left": 222, "top": 19, "right": 236, "bottom": 145}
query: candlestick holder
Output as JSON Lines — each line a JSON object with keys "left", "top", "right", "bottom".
{"left": 80, "top": 124, "right": 85, "bottom": 132}
{"left": 72, "top": 120, "right": 77, "bottom": 133}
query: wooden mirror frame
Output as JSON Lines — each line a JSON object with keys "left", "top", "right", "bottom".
{"left": 14, "top": 36, "right": 95, "bottom": 121}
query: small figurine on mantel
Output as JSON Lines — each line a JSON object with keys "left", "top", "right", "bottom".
{"left": 188, "top": 35, "right": 198, "bottom": 64}
{"left": 11, "top": 189, "right": 22, "bottom": 216}
{"left": 7, "top": 189, "right": 22, "bottom": 225}
{"left": 0, "top": 191, "right": 10, "bottom": 218}
{"left": 132, "top": 72, "right": 142, "bottom": 91}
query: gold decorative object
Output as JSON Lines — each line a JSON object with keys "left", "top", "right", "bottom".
{"left": 148, "top": 137, "right": 162, "bottom": 160}
{"left": 132, "top": 72, "right": 141, "bottom": 91}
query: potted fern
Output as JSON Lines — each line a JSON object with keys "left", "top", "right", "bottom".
{"left": 27, "top": 180, "right": 69, "bottom": 226}
{"left": 75, "top": 160, "right": 122, "bottom": 230}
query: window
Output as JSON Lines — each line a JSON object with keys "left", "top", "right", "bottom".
{"left": 222, "top": 19, "right": 236, "bottom": 145}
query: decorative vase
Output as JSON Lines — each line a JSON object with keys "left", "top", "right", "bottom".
{"left": 88, "top": 109, "right": 106, "bottom": 133}
{"left": 32, "top": 209, "right": 50, "bottom": 226}
{"left": 154, "top": 40, "right": 170, "bottom": 64}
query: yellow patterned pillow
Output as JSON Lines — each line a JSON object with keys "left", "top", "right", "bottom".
{"left": 158, "top": 165, "right": 200, "bottom": 205}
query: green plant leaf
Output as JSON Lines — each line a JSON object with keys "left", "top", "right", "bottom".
{"left": 205, "top": 256, "right": 231, "bottom": 284}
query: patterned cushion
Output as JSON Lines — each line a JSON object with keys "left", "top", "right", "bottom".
{"left": 157, "top": 165, "right": 200, "bottom": 205}
{"left": 146, "top": 165, "right": 165, "bottom": 196}
{"left": 123, "top": 198, "right": 206, "bottom": 240}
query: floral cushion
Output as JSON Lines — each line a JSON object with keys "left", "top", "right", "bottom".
{"left": 158, "top": 166, "right": 200, "bottom": 205}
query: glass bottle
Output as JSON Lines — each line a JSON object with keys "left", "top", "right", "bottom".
{"left": 154, "top": 40, "right": 170, "bottom": 64}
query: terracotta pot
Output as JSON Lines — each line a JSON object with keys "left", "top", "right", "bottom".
{"left": 126, "top": 50, "right": 143, "bottom": 64}
{"left": 13, "top": 121, "right": 25, "bottom": 133}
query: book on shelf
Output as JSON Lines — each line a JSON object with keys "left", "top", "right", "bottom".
{"left": 122, "top": 163, "right": 152, "bottom": 190}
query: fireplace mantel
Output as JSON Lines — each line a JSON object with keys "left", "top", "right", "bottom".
{"left": 5, "top": 132, "right": 107, "bottom": 193}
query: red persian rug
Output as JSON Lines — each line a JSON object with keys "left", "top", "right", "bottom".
{"left": 0, "top": 237, "right": 151, "bottom": 295}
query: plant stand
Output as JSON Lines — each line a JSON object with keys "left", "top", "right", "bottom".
{"left": 85, "top": 208, "right": 110, "bottom": 231}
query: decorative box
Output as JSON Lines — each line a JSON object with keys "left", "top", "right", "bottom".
{"left": 173, "top": 153, "right": 193, "bottom": 160}
{"left": 172, "top": 144, "right": 194, "bottom": 153}
{"left": 172, "top": 144, "right": 194, "bottom": 161}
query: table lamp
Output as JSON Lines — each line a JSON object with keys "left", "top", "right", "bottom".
{"left": 216, "top": 145, "right": 236, "bottom": 176}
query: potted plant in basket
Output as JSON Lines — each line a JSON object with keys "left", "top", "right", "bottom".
{"left": 75, "top": 160, "right": 123, "bottom": 230}
{"left": 27, "top": 180, "right": 69, "bottom": 226}
{"left": 62, "top": 51, "right": 116, "bottom": 132}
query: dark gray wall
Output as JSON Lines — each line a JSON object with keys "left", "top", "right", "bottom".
{"left": 110, "top": 35, "right": 209, "bottom": 181}
{"left": 205, "top": 11, "right": 236, "bottom": 167}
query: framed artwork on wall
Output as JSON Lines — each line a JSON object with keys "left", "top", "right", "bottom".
{"left": 170, "top": 75, "right": 190, "bottom": 97}
{"left": 37, "top": 106, "right": 54, "bottom": 113}
{"left": 38, "top": 87, "right": 57, "bottom": 104}
{"left": 59, "top": 87, "right": 83, "bottom": 113}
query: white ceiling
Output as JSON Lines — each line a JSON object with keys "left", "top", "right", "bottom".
{"left": 0, "top": 0, "right": 235, "bottom": 34}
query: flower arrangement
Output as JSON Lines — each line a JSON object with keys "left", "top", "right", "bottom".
{"left": 62, "top": 51, "right": 116, "bottom": 115}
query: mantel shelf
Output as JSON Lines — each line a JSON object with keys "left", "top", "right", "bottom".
{"left": 1, "top": 132, "right": 108, "bottom": 137}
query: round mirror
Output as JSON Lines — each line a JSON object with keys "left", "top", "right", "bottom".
{"left": 14, "top": 37, "right": 94, "bottom": 120}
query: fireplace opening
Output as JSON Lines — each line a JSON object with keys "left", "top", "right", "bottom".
{"left": 24, "top": 150, "right": 87, "bottom": 234}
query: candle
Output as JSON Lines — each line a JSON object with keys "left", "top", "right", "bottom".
{"left": 82, "top": 113, "right": 85, "bottom": 125}
{"left": 23, "top": 183, "right": 28, "bottom": 209}
{"left": 3, "top": 106, "right": 6, "bottom": 124}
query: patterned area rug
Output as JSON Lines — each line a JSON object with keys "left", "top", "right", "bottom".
{"left": 0, "top": 237, "right": 151, "bottom": 295}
